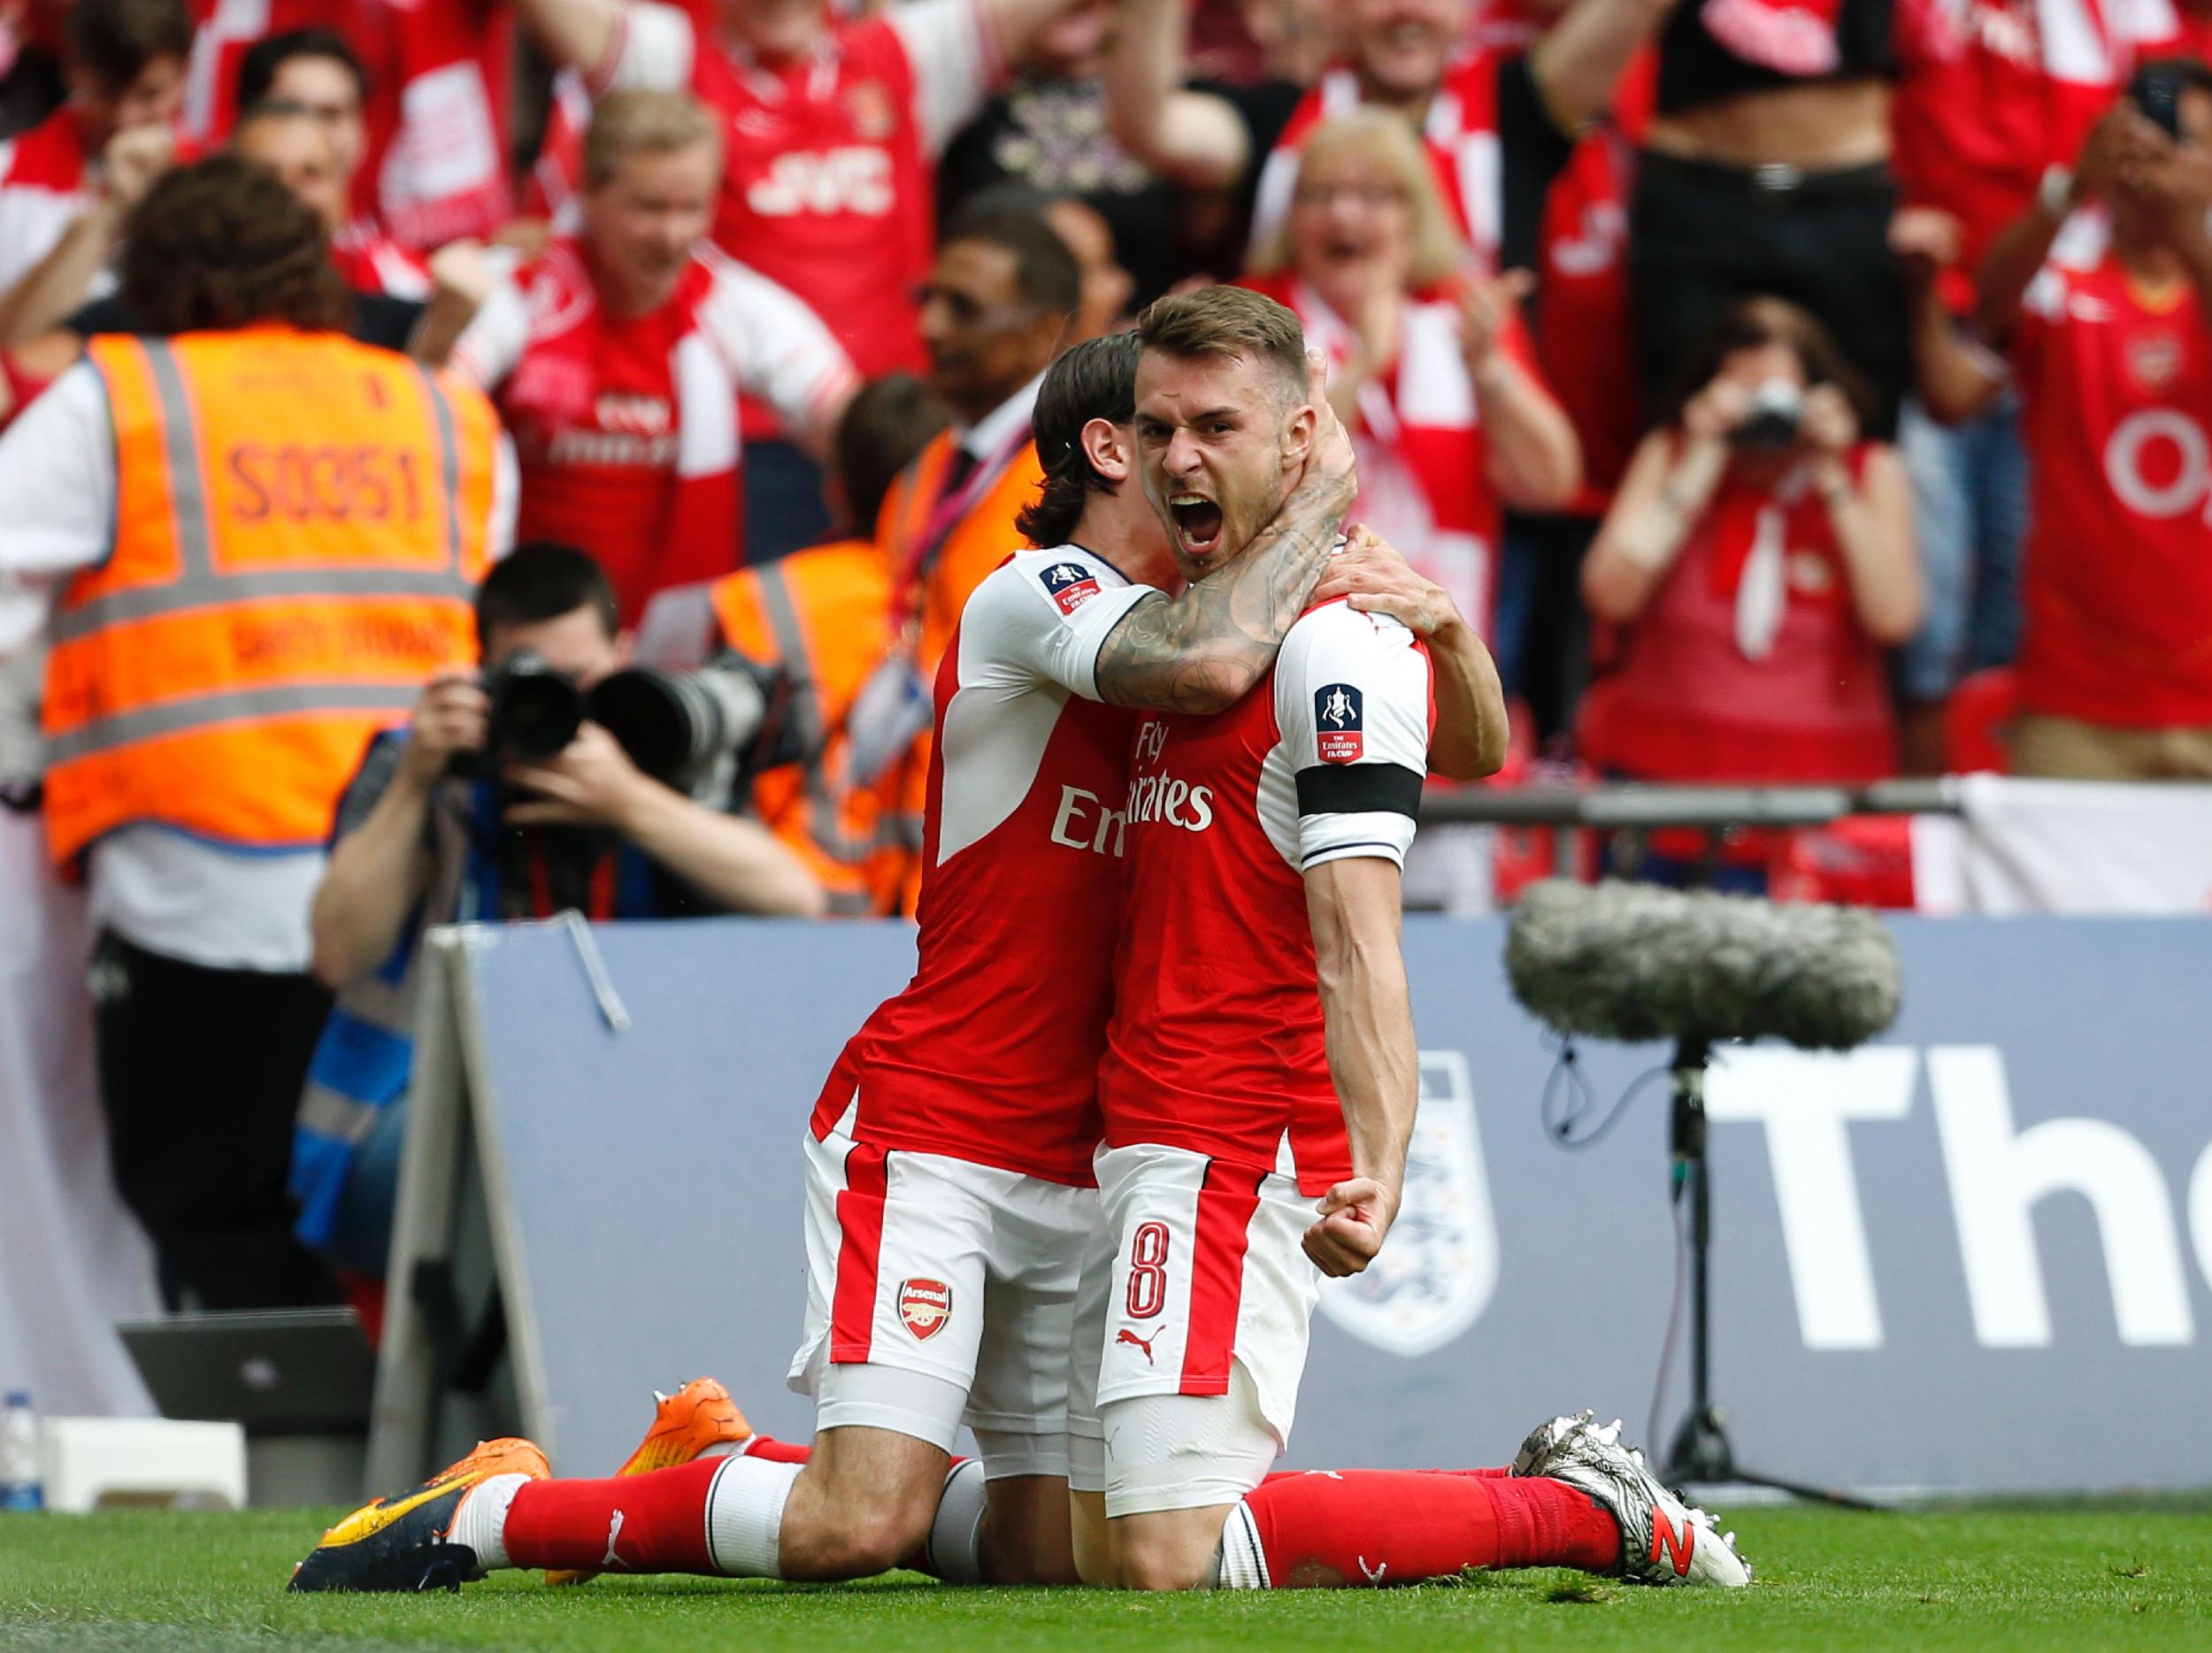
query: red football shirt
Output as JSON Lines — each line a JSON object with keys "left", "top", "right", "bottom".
{"left": 811, "top": 549, "right": 1154, "bottom": 1184}
{"left": 1891, "top": 0, "right": 2210, "bottom": 285}
{"left": 598, "top": 0, "right": 997, "bottom": 435}
{"left": 1098, "top": 600, "right": 1433, "bottom": 1196}
{"left": 2013, "top": 258, "right": 2212, "bottom": 726}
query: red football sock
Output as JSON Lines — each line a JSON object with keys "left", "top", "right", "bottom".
{"left": 503, "top": 1458, "right": 723, "bottom": 1574}
{"left": 1262, "top": 1465, "right": 1509, "bottom": 1484}
{"left": 739, "top": 1434, "right": 812, "bottom": 1465}
{"left": 1241, "top": 1470, "right": 1618, "bottom": 1588}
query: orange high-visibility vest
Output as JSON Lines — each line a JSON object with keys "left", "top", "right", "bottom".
{"left": 42, "top": 327, "right": 498, "bottom": 866}
{"left": 708, "top": 539, "right": 908, "bottom": 914}
{"left": 876, "top": 428, "right": 1046, "bottom": 680}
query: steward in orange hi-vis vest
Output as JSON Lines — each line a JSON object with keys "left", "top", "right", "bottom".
{"left": 876, "top": 427, "right": 1047, "bottom": 680}
{"left": 41, "top": 328, "right": 500, "bottom": 867}
{"left": 707, "top": 539, "right": 907, "bottom": 914}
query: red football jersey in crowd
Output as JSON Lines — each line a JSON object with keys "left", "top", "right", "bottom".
{"left": 451, "top": 238, "right": 856, "bottom": 619}
{"left": 595, "top": 0, "right": 998, "bottom": 436}
{"left": 0, "top": 103, "right": 95, "bottom": 296}
{"left": 810, "top": 549, "right": 1153, "bottom": 1185}
{"left": 184, "top": 0, "right": 515, "bottom": 249}
{"left": 2013, "top": 258, "right": 2212, "bottom": 726}
{"left": 329, "top": 218, "right": 431, "bottom": 297}
{"left": 1250, "top": 56, "right": 1503, "bottom": 262}
{"left": 1098, "top": 599, "right": 1432, "bottom": 1197}
{"left": 1891, "top": 0, "right": 2212, "bottom": 286}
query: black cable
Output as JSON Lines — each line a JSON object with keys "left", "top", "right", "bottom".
{"left": 1647, "top": 1184, "right": 1691, "bottom": 1460}
{"left": 1540, "top": 1033, "right": 1669, "bottom": 1150}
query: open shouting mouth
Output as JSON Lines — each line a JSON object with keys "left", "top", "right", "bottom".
{"left": 1169, "top": 493, "right": 1225, "bottom": 557}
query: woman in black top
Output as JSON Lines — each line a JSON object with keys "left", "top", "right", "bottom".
{"left": 1634, "top": 0, "right": 1906, "bottom": 437}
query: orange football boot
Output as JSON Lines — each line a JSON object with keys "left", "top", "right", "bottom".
{"left": 543, "top": 1377, "right": 754, "bottom": 1586}
{"left": 290, "top": 1436, "right": 550, "bottom": 1592}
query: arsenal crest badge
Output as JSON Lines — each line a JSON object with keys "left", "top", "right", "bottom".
{"left": 898, "top": 1279, "right": 953, "bottom": 1340}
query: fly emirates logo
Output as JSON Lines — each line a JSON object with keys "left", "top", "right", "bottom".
{"left": 1046, "top": 720, "right": 1215, "bottom": 858}
{"left": 1122, "top": 719, "right": 1216, "bottom": 833}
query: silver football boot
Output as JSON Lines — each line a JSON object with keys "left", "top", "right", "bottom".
{"left": 1512, "top": 1411, "right": 1752, "bottom": 1588}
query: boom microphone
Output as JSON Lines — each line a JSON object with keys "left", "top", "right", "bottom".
{"left": 1504, "top": 879, "right": 1901, "bottom": 1050}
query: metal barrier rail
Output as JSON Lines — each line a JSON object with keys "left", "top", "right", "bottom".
{"left": 1417, "top": 775, "right": 1964, "bottom": 828}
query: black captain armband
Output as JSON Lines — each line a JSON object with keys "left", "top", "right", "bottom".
{"left": 1295, "top": 763, "right": 1425, "bottom": 819}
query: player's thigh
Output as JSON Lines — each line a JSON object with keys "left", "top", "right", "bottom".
{"left": 1065, "top": 1201, "right": 1117, "bottom": 1585}
{"left": 966, "top": 1175, "right": 1094, "bottom": 1480}
{"left": 789, "top": 1129, "right": 995, "bottom": 1431}
{"left": 1090, "top": 1144, "right": 1318, "bottom": 1443}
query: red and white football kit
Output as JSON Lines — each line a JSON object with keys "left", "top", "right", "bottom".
{"left": 593, "top": 0, "right": 998, "bottom": 438}
{"left": 2012, "top": 258, "right": 2212, "bottom": 727}
{"left": 449, "top": 239, "right": 856, "bottom": 619}
{"left": 1892, "top": 0, "right": 2212, "bottom": 301}
{"left": 791, "top": 547, "right": 1154, "bottom": 1471}
{"left": 1070, "top": 599, "right": 1433, "bottom": 1517}
{"left": 0, "top": 104, "right": 97, "bottom": 299}
{"left": 329, "top": 218, "right": 432, "bottom": 299}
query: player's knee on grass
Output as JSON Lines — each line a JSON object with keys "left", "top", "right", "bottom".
{"left": 1069, "top": 1491, "right": 1115, "bottom": 1587}
{"left": 779, "top": 1426, "right": 947, "bottom": 1580}
{"left": 1110, "top": 1506, "right": 1239, "bottom": 1592}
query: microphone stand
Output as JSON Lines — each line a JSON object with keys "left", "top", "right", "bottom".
{"left": 1659, "top": 1036, "right": 1880, "bottom": 1511}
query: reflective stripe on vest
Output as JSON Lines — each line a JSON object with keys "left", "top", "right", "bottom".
{"left": 42, "top": 331, "right": 494, "bottom": 863}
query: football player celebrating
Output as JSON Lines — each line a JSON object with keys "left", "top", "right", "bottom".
{"left": 1064, "top": 287, "right": 1752, "bottom": 1592}
{"left": 289, "top": 326, "right": 1363, "bottom": 1593}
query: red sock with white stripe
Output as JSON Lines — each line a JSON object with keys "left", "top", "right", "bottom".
{"left": 1221, "top": 1470, "right": 1619, "bottom": 1588}
{"left": 461, "top": 1442, "right": 984, "bottom": 1580}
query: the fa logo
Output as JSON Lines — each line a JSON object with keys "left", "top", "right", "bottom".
{"left": 1040, "top": 562, "right": 1102, "bottom": 615}
{"left": 1316, "top": 683, "right": 1363, "bottom": 763}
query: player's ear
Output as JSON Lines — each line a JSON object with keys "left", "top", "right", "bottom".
{"left": 1079, "top": 416, "right": 1131, "bottom": 485}
{"left": 1279, "top": 396, "right": 1319, "bottom": 471}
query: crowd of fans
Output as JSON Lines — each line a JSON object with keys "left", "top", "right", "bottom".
{"left": 4, "top": 0, "right": 2212, "bottom": 1308}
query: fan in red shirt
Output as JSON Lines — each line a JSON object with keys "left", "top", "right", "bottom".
{"left": 449, "top": 89, "right": 857, "bottom": 621}
{"left": 1242, "top": 109, "right": 1579, "bottom": 638}
{"left": 185, "top": 1, "right": 516, "bottom": 250}
{"left": 1974, "top": 58, "right": 2212, "bottom": 778}
{"left": 1577, "top": 296, "right": 1922, "bottom": 799}
{"left": 0, "top": 0, "right": 189, "bottom": 306}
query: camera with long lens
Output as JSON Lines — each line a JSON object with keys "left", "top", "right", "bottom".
{"left": 449, "top": 648, "right": 799, "bottom": 805}
{"left": 449, "top": 649, "right": 584, "bottom": 778}
{"left": 589, "top": 651, "right": 801, "bottom": 806}
{"left": 1732, "top": 376, "right": 1804, "bottom": 451}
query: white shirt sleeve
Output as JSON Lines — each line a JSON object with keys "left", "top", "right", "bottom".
{"left": 0, "top": 363, "right": 116, "bottom": 655}
{"left": 595, "top": 0, "right": 695, "bottom": 92}
{"left": 885, "top": 0, "right": 1000, "bottom": 159}
{"left": 447, "top": 269, "right": 532, "bottom": 391}
{"left": 488, "top": 433, "right": 519, "bottom": 559}
{"left": 963, "top": 550, "right": 1158, "bottom": 703}
{"left": 1273, "top": 601, "right": 1431, "bottom": 873}
{"left": 695, "top": 252, "right": 859, "bottom": 436}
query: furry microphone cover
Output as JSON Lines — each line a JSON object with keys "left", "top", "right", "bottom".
{"left": 1505, "top": 879, "right": 1901, "bottom": 1049}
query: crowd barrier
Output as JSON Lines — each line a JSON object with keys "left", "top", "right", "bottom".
{"left": 367, "top": 911, "right": 2212, "bottom": 1498}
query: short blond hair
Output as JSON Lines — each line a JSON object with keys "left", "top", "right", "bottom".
{"left": 1250, "top": 110, "right": 1469, "bottom": 292}
{"left": 583, "top": 88, "right": 723, "bottom": 190}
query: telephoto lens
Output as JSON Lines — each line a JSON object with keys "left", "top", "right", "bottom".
{"left": 588, "top": 655, "right": 775, "bottom": 799}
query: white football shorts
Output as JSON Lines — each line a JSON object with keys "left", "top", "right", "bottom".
{"left": 1066, "top": 1141, "right": 1322, "bottom": 1516}
{"left": 788, "top": 1104, "right": 1094, "bottom": 1480}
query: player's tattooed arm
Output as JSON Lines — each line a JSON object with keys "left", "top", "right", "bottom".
{"left": 1093, "top": 355, "right": 1357, "bottom": 714}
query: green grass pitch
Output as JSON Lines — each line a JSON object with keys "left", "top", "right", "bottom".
{"left": 4, "top": 1500, "right": 2210, "bottom": 1652}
